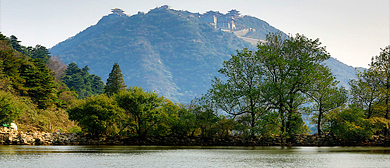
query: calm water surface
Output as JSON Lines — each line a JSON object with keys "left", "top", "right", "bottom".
{"left": 0, "top": 145, "right": 389, "bottom": 167}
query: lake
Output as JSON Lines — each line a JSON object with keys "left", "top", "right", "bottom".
{"left": 0, "top": 145, "right": 389, "bottom": 167}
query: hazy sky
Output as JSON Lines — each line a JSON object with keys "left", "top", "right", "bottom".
{"left": 1, "top": 0, "right": 389, "bottom": 68}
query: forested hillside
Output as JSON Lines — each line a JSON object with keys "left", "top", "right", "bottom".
{"left": 0, "top": 34, "right": 79, "bottom": 132}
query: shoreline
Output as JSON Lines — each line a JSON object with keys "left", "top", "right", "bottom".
{"left": 1, "top": 128, "right": 390, "bottom": 147}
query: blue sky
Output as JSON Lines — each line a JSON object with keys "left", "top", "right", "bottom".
{"left": 1, "top": 0, "right": 389, "bottom": 68}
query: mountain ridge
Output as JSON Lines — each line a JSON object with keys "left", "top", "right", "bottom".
{"left": 50, "top": 6, "right": 362, "bottom": 102}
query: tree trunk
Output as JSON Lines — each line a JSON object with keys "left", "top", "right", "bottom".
{"left": 317, "top": 104, "right": 323, "bottom": 135}
{"left": 367, "top": 102, "right": 372, "bottom": 119}
{"left": 250, "top": 98, "right": 255, "bottom": 137}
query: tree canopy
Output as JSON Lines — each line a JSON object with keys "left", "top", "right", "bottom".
{"left": 104, "top": 63, "right": 126, "bottom": 96}
{"left": 62, "top": 62, "right": 105, "bottom": 99}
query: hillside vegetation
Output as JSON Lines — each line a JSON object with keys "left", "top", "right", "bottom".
{"left": 0, "top": 34, "right": 79, "bottom": 132}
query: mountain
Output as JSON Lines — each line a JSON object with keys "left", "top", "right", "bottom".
{"left": 50, "top": 6, "right": 361, "bottom": 103}
{"left": 323, "top": 57, "right": 365, "bottom": 87}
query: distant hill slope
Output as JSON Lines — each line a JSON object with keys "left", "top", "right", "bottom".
{"left": 323, "top": 57, "right": 365, "bottom": 88}
{"left": 50, "top": 6, "right": 362, "bottom": 103}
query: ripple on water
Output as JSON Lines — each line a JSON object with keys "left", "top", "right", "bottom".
{"left": 0, "top": 146, "right": 389, "bottom": 167}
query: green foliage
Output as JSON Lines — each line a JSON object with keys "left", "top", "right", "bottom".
{"left": 7, "top": 35, "right": 51, "bottom": 64}
{"left": 20, "top": 59, "right": 58, "bottom": 109}
{"left": 215, "top": 115, "right": 236, "bottom": 138}
{"left": 307, "top": 66, "right": 348, "bottom": 134}
{"left": 0, "top": 49, "right": 26, "bottom": 94}
{"left": 256, "top": 33, "right": 331, "bottom": 135}
{"left": 322, "top": 57, "right": 365, "bottom": 88}
{"left": 23, "top": 45, "right": 51, "bottom": 64}
{"left": 62, "top": 62, "right": 105, "bottom": 99}
{"left": 8, "top": 35, "right": 22, "bottom": 52}
{"left": 256, "top": 111, "right": 281, "bottom": 138}
{"left": 366, "top": 117, "right": 390, "bottom": 133}
{"left": 348, "top": 45, "right": 390, "bottom": 121}
{"left": 68, "top": 94, "right": 122, "bottom": 136}
{"left": 190, "top": 96, "right": 222, "bottom": 138}
{"left": 104, "top": 63, "right": 126, "bottom": 96}
{"left": 0, "top": 90, "right": 27, "bottom": 124}
{"left": 115, "top": 86, "right": 163, "bottom": 138}
{"left": 0, "top": 37, "right": 58, "bottom": 109}
{"left": 168, "top": 104, "right": 197, "bottom": 137}
{"left": 209, "top": 48, "right": 266, "bottom": 136}
{"left": 0, "top": 33, "right": 77, "bottom": 132}
{"left": 367, "top": 45, "right": 390, "bottom": 119}
{"left": 327, "top": 106, "right": 375, "bottom": 141}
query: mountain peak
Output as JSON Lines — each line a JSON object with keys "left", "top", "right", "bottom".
{"left": 111, "top": 8, "right": 126, "bottom": 16}
{"left": 50, "top": 7, "right": 359, "bottom": 103}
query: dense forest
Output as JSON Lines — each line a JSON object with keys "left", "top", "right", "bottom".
{"left": 0, "top": 34, "right": 78, "bottom": 132}
{"left": 2, "top": 32, "right": 389, "bottom": 142}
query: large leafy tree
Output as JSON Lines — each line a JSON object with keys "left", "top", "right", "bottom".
{"left": 68, "top": 94, "right": 122, "bottom": 136}
{"left": 104, "top": 63, "right": 126, "bottom": 96}
{"left": 307, "top": 66, "right": 348, "bottom": 134}
{"left": 349, "top": 69, "right": 381, "bottom": 119}
{"left": 209, "top": 48, "right": 266, "bottom": 136}
{"left": 115, "top": 86, "right": 164, "bottom": 138}
{"left": 256, "top": 33, "right": 330, "bottom": 135}
{"left": 368, "top": 45, "right": 390, "bottom": 119}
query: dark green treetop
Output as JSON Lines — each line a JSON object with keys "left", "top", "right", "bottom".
{"left": 62, "top": 62, "right": 105, "bottom": 99}
{"left": 104, "top": 63, "right": 126, "bottom": 96}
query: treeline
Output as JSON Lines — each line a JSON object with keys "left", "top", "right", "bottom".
{"left": 67, "top": 33, "right": 390, "bottom": 141}
{"left": 2, "top": 32, "right": 390, "bottom": 142}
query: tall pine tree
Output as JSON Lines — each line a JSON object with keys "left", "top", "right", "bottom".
{"left": 104, "top": 63, "right": 126, "bottom": 96}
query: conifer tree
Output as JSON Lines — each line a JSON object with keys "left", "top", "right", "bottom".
{"left": 104, "top": 63, "right": 126, "bottom": 96}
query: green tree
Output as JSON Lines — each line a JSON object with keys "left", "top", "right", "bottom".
{"left": 256, "top": 33, "right": 330, "bottom": 135}
{"left": 62, "top": 62, "right": 105, "bottom": 99}
{"left": 191, "top": 96, "right": 221, "bottom": 138}
{"left": 307, "top": 66, "right": 348, "bottom": 134}
{"left": 0, "top": 90, "right": 27, "bottom": 124}
{"left": 209, "top": 48, "right": 266, "bottom": 136}
{"left": 30, "top": 45, "right": 51, "bottom": 64}
{"left": 115, "top": 86, "right": 164, "bottom": 138}
{"left": 0, "top": 49, "right": 27, "bottom": 94}
{"left": 368, "top": 45, "right": 390, "bottom": 119}
{"left": 104, "top": 63, "right": 126, "bottom": 96}
{"left": 67, "top": 94, "right": 122, "bottom": 136}
{"left": 327, "top": 106, "right": 374, "bottom": 142}
{"left": 20, "top": 59, "right": 58, "bottom": 109}
{"left": 349, "top": 69, "right": 381, "bottom": 119}
{"left": 8, "top": 35, "right": 22, "bottom": 52}
{"left": 170, "top": 104, "right": 197, "bottom": 136}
